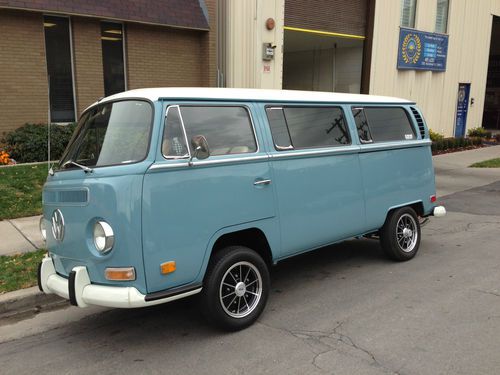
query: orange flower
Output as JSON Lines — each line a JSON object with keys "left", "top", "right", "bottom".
{"left": 0, "top": 150, "right": 12, "bottom": 165}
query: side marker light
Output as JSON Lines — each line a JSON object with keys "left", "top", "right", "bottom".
{"left": 160, "top": 261, "right": 176, "bottom": 275}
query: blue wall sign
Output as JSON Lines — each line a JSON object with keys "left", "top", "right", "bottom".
{"left": 454, "top": 83, "right": 470, "bottom": 138}
{"left": 397, "top": 28, "right": 449, "bottom": 71}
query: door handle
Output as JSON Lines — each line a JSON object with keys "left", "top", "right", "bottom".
{"left": 254, "top": 179, "right": 272, "bottom": 186}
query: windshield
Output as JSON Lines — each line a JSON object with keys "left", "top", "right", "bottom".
{"left": 59, "top": 100, "right": 153, "bottom": 169}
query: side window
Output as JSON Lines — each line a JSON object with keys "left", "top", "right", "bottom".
{"left": 162, "top": 106, "right": 189, "bottom": 158}
{"left": 266, "top": 106, "right": 350, "bottom": 150}
{"left": 364, "top": 108, "right": 416, "bottom": 142}
{"left": 352, "top": 108, "right": 372, "bottom": 143}
{"left": 180, "top": 106, "right": 257, "bottom": 156}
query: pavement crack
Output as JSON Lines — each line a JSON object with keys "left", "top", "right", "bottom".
{"left": 332, "top": 322, "right": 395, "bottom": 373}
{"left": 474, "top": 289, "right": 500, "bottom": 298}
{"left": 261, "top": 320, "right": 400, "bottom": 374}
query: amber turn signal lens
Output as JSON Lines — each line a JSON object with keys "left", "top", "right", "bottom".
{"left": 105, "top": 267, "right": 136, "bottom": 281}
{"left": 160, "top": 261, "right": 176, "bottom": 275}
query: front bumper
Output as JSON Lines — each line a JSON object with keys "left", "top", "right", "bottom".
{"left": 38, "top": 256, "right": 202, "bottom": 308}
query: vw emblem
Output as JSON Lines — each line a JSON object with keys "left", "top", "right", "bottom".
{"left": 51, "top": 209, "right": 65, "bottom": 242}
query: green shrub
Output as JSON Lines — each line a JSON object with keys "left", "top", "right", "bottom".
{"left": 467, "top": 127, "right": 491, "bottom": 138}
{"left": 431, "top": 135, "right": 484, "bottom": 153}
{"left": 442, "top": 138, "right": 450, "bottom": 149}
{"left": 471, "top": 137, "right": 482, "bottom": 146}
{"left": 429, "top": 129, "right": 444, "bottom": 142}
{"left": 433, "top": 139, "right": 443, "bottom": 151}
{"left": 1, "top": 123, "right": 76, "bottom": 163}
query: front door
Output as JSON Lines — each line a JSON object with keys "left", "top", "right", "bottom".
{"left": 454, "top": 83, "right": 471, "bottom": 138}
{"left": 142, "top": 102, "right": 276, "bottom": 293}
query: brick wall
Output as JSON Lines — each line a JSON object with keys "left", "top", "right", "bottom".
{"left": 0, "top": 9, "right": 48, "bottom": 134}
{"left": 285, "top": 0, "right": 368, "bottom": 36}
{"left": 0, "top": 6, "right": 216, "bottom": 134}
{"left": 126, "top": 23, "right": 206, "bottom": 89}
{"left": 72, "top": 17, "right": 104, "bottom": 115}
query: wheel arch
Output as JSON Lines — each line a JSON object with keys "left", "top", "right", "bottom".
{"left": 385, "top": 200, "right": 424, "bottom": 222}
{"left": 195, "top": 220, "right": 278, "bottom": 285}
{"left": 211, "top": 228, "right": 274, "bottom": 268}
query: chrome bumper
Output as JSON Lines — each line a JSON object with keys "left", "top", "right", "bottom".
{"left": 38, "top": 257, "right": 202, "bottom": 308}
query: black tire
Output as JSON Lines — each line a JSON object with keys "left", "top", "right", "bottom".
{"left": 201, "top": 246, "right": 270, "bottom": 331}
{"left": 380, "top": 206, "right": 421, "bottom": 261}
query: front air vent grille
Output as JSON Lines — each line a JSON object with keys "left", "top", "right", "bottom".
{"left": 43, "top": 189, "right": 88, "bottom": 206}
{"left": 410, "top": 107, "right": 426, "bottom": 139}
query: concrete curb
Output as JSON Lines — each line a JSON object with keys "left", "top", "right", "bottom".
{"left": 0, "top": 287, "right": 67, "bottom": 321}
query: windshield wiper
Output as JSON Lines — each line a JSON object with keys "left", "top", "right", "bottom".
{"left": 61, "top": 160, "right": 93, "bottom": 173}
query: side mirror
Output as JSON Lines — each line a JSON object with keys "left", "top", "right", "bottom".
{"left": 189, "top": 135, "right": 210, "bottom": 166}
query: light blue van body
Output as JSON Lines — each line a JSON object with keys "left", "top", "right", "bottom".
{"left": 41, "top": 88, "right": 437, "bottom": 300}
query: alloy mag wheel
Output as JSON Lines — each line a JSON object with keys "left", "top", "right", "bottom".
{"left": 219, "top": 261, "right": 262, "bottom": 318}
{"left": 395, "top": 213, "right": 418, "bottom": 253}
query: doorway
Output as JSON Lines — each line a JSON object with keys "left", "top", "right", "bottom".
{"left": 282, "top": 28, "right": 364, "bottom": 93}
{"left": 482, "top": 16, "right": 500, "bottom": 131}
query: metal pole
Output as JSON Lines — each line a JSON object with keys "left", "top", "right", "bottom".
{"left": 47, "top": 74, "right": 51, "bottom": 173}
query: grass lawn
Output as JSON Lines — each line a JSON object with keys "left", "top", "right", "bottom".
{"left": 0, "top": 163, "right": 47, "bottom": 220}
{"left": 470, "top": 158, "right": 500, "bottom": 168}
{"left": 0, "top": 249, "right": 46, "bottom": 293}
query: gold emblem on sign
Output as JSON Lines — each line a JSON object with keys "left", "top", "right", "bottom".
{"left": 401, "top": 33, "right": 422, "bottom": 64}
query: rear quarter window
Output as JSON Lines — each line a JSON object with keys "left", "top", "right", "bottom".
{"left": 362, "top": 107, "right": 416, "bottom": 142}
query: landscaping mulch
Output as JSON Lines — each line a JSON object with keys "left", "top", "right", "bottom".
{"left": 432, "top": 144, "right": 485, "bottom": 156}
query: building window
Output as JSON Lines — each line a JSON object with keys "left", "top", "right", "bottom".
{"left": 101, "top": 22, "right": 126, "bottom": 96}
{"left": 400, "top": 0, "right": 417, "bottom": 28}
{"left": 435, "top": 0, "right": 449, "bottom": 33}
{"left": 44, "top": 16, "right": 76, "bottom": 122}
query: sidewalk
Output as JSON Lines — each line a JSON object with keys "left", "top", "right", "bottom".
{"left": 0, "top": 215, "right": 44, "bottom": 256}
{"left": 433, "top": 145, "right": 500, "bottom": 197}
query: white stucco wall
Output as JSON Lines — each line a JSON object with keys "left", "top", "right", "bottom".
{"left": 224, "top": 0, "right": 284, "bottom": 89}
{"left": 370, "top": 0, "right": 500, "bottom": 136}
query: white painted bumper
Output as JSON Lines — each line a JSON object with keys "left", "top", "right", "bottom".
{"left": 39, "top": 257, "right": 201, "bottom": 308}
{"left": 433, "top": 206, "right": 446, "bottom": 217}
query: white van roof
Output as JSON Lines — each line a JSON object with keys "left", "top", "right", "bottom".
{"left": 96, "top": 87, "right": 414, "bottom": 106}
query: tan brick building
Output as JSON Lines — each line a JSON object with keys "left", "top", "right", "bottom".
{"left": 0, "top": 0, "right": 216, "bottom": 134}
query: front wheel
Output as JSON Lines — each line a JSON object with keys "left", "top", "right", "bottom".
{"left": 201, "top": 246, "right": 270, "bottom": 331}
{"left": 380, "top": 207, "right": 421, "bottom": 261}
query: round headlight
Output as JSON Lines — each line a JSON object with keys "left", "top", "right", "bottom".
{"left": 39, "top": 216, "right": 47, "bottom": 241}
{"left": 93, "top": 221, "right": 114, "bottom": 253}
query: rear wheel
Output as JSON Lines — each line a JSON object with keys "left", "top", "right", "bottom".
{"left": 380, "top": 207, "right": 421, "bottom": 261}
{"left": 201, "top": 246, "right": 270, "bottom": 331}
